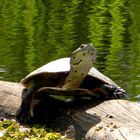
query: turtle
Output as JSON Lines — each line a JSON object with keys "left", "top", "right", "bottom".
{"left": 16, "top": 44, "right": 126, "bottom": 123}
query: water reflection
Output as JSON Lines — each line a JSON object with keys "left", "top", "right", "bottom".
{"left": 105, "top": 0, "right": 132, "bottom": 96}
{"left": 0, "top": 0, "right": 140, "bottom": 99}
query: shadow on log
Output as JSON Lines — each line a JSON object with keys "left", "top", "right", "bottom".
{"left": 0, "top": 80, "right": 140, "bottom": 140}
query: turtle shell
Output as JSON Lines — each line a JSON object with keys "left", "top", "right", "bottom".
{"left": 21, "top": 58, "right": 70, "bottom": 88}
{"left": 21, "top": 57, "right": 125, "bottom": 95}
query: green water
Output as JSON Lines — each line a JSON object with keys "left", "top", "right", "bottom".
{"left": 0, "top": 0, "right": 140, "bottom": 99}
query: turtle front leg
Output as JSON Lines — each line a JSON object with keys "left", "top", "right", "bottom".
{"left": 16, "top": 88, "right": 35, "bottom": 124}
{"left": 38, "top": 87, "right": 96, "bottom": 96}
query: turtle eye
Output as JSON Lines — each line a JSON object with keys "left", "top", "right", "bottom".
{"left": 80, "top": 44, "right": 86, "bottom": 49}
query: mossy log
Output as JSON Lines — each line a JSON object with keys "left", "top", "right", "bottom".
{"left": 0, "top": 80, "right": 140, "bottom": 140}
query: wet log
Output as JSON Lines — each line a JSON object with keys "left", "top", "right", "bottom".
{"left": 0, "top": 80, "right": 140, "bottom": 140}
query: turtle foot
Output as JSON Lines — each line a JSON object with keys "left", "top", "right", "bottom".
{"left": 16, "top": 105, "right": 33, "bottom": 124}
{"left": 112, "top": 90, "right": 127, "bottom": 99}
{"left": 93, "top": 84, "right": 127, "bottom": 99}
{"left": 101, "top": 84, "right": 127, "bottom": 99}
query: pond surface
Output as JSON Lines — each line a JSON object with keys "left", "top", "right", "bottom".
{"left": 0, "top": 0, "right": 140, "bottom": 100}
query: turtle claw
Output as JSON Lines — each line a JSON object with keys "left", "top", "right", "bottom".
{"left": 16, "top": 103, "right": 33, "bottom": 124}
{"left": 110, "top": 85, "right": 127, "bottom": 99}
{"left": 16, "top": 106, "right": 33, "bottom": 124}
{"left": 112, "top": 91, "right": 127, "bottom": 99}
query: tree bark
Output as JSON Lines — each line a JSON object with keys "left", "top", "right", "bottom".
{"left": 0, "top": 80, "right": 140, "bottom": 140}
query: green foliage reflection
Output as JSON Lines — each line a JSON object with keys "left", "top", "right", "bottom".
{"left": 0, "top": 0, "right": 140, "bottom": 98}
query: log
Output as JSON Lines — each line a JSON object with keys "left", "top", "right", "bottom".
{"left": 0, "top": 80, "right": 140, "bottom": 140}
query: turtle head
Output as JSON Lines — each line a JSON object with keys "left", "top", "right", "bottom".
{"left": 70, "top": 44, "right": 96, "bottom": 67}
{"left": 64, "top": 44, "right": 96, "bottom": 89}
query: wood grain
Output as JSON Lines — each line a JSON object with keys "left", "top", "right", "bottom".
{"left": 0, "top": 80, "right": 140, "bottom": 140}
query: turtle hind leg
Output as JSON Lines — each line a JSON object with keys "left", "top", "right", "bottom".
{"left": 16, "top": 88, "right": 35, "bottom": 124}
{"left": 93, "top": 84, "right": 127, "bottom": 99}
